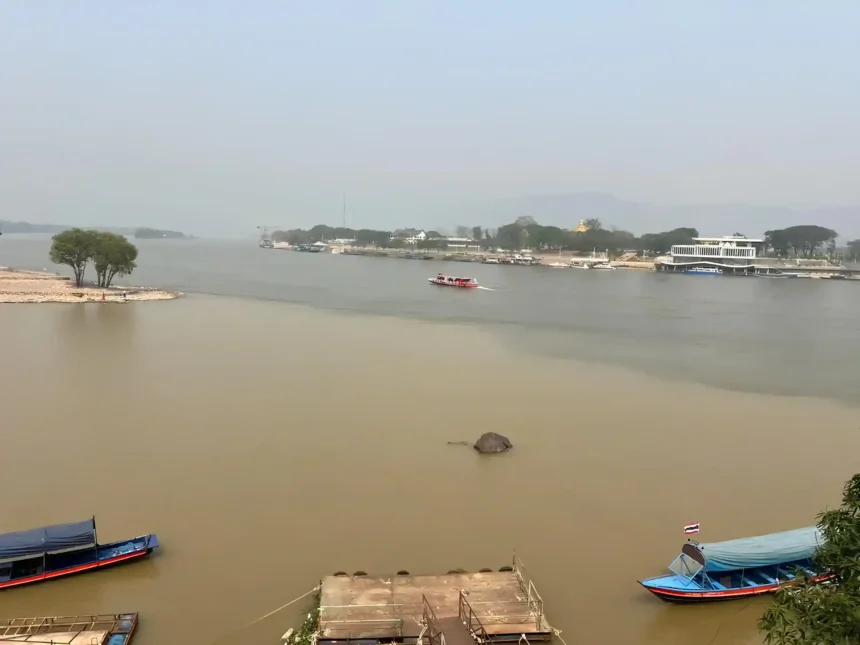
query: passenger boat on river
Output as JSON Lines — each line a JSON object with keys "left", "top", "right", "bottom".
{"left": 639, "top": 525, "right": 830, "bottom": 602}
{"left": 428, "top": 274, "right": 479, "bottom": 288}
{"left": 0, "top": 518, "right": 158, "bottom": 590}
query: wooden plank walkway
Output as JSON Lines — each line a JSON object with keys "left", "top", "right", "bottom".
{"left": 318, "top": 571, "right": 552, "bottom": 642}
{"left": 436, "top": 617, "right": 477, "bottom": 645}
{"left": 0, "top": 613, "right": 138, "bottom": 644}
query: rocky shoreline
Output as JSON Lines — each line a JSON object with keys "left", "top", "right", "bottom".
{"left": 0, "top": 268, "right": 181, "bottom": 303}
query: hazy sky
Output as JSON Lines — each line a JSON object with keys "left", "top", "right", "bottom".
{"left": 1, "top": 2, "right": 858, "bottom": 236}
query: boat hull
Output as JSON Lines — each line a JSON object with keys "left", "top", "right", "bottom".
{"left": 428, "top": 279, "right": 479, "bottom": 288}
{"left": 639, "top": 571, "right": 833, "bottom": 603}
{"left": 0, "top": 534, "right": 158, "bottom": 590}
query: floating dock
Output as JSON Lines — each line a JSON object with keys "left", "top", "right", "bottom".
{"left": 317, "top": 557, "right": 553, "bottom": 644}
{"left": 0, "top": 613, "right": 138, "bottom": 644}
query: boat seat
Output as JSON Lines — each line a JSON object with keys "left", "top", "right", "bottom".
{"left": 709, "top": 579, "right": 728, "bottom": 590}
{"left": 777, "top": 568, "right": 795, "bottom": 580}
{"left": 757, "top": 572, "right": 778, "bottom": 584}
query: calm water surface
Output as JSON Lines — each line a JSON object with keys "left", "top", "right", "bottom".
{"left": 1, "top": 236, "right": 859, "bottom": 644}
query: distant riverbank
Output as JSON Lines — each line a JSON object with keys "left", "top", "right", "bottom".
{"left": 0, "top": 267, "right": 180, "bottom": 303}
{"left": 276, "top": 245, "right": 659, "bottom": 270}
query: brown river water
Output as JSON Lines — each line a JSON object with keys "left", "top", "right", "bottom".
{"left": 1, "top": 237, "right": 859, "bottom": 644}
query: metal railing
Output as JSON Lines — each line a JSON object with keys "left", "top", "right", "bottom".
{"left": 422, "top": 595, "right": 446, "bottom": 645}
{"left": 513, "top": 555, "right": 545, "bottom": 631}
{"left": 458, "top": 591, "right": 494, "bottom": 645}
{"left": 0, "top": 613, "right": 137, "bottom": 639}
{"left": 318, "top": 603, "right": 404, "bottom": 640}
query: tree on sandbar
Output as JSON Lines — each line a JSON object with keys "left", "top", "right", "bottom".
{"left": 50, "top": 229, "right": 138, "bottom": 288}
{"left": 92, "top": 232, "right": 138, "bottom": 288}
{"left": 49, "top": 228, "right": 98, "bottom": 287}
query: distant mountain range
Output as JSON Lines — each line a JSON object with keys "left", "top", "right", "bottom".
{"left": 479, "top": 192, "right": 860, "bottom": 239}
{"left": 0, "top": 221, "right": 188, "bottom": 239}
{"left": 0, "top": 221, "right": 74, "bottom": 234}
{"left": 0, "top": 220, "right": 137, "bottom": 235}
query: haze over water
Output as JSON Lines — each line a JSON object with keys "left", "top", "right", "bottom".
{"left": 1, "top": 237, "right": 859, "bottom": 644}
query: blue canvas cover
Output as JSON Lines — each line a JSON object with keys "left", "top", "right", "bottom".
{"left": 699, "top": 526, "right": 823, "bottom": 572}
{"left": 0, "top": 520, "right": 96, "bottom": 562}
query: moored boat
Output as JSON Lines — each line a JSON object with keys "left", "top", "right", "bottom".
{"left": 0, "top": 518, "right": 158, "bottom": 590}
{"left": 639, "top": 526, "right": 830, "bottom": 602}
{"left": 684, "top": 267, "right": 722, "bottom": 275}
{"left": 428, "top": 274, "right": 479, "bottom": 288}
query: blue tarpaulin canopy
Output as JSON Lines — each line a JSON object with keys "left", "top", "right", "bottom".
{"left": 0, "top": 520, "right": 96, "bottom": 563}
{"left": 698, "top": 526, "right": 824, "bottom": 572}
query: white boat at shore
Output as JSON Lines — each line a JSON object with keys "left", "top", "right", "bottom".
{"left": 684, "top": 267, "right": 722, "bottom": 275}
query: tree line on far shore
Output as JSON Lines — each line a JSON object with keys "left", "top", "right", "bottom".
{"left": 272, "top": 219, "right": 849, "bottom": 259}
{"left": 49, "top": 228, "right": 138, "bottom": 288}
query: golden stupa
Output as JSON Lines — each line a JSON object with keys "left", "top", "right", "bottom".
{"left": 573, "top": 219, "right": 590, "bottom": 233}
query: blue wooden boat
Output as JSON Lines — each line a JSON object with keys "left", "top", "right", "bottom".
{"left": 0, "top": 518, "right": 158, "bottom": 590}
{"left": 639, "top": 526, "right": 831, "bottom": 602}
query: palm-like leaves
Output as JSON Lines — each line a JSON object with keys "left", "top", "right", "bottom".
{"left": 759, "top": 474, "right": 860, "bottom": 644}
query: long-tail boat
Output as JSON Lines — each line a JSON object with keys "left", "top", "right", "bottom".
{"left": 0, "top": 518, "right": 158, "bottom": 590}
{"left": 639, "top": 526, "right": 832, "bottom": 602}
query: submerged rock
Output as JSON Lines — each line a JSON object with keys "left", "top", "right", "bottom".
{"left": 474, "top": 432, "right": 513, "bottom": 454}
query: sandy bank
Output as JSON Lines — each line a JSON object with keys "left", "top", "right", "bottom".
{"left": 0, "top": 268, "right": 181, "bottom": 303}
{"left": 611, "top": 260, "right": 657, "bottom": 270}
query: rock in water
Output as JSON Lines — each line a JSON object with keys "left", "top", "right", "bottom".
{"left": 474, "top": 432, "right": 513, "bottom": 454}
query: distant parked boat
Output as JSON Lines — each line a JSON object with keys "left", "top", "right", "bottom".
{"left": 0, "top": 518, "right": 158, "bottom": 590}
{"left": 754, "top": 272, "right": 798, "bottom": 279}
{"left": 684, "top": 267, "right": 722, "bottom": 275}
{"left": 639, "top": 526, "right": 830, "bottom": 602}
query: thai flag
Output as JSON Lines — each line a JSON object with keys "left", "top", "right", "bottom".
{"left": 684, "top": 522, "right": 700, "bottom": 535}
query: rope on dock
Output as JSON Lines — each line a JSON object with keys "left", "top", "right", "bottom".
{"left": 209, "top": 585, "right": 321, "bottom": 645}
{"left": 245, "top": 585, "right": 322, "bottom": 628}
{"left": 552, "top": 628, "right": 570, "bottom": 645}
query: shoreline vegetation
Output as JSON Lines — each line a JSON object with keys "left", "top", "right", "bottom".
{"left": 1, "top": 227, "right": 180, "bottom": 303}
{"left": 271, "top": 218, "right": 859, "bottom": 262}
{"left": 338, "top": 247, "right": 658, "bottom": 269}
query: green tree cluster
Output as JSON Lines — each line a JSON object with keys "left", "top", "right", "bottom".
{"left": 134, "top": 227, "right": 185, "bottom": 239}
{"left": 760, "top": 473, "right": 860, "bottom": 645}
{"left": 49, "top": 228, "right": 138, "bottom": 288}
{"left": 764, "top": 226, "right": 839, "bottom": 258}
{"left": 271, "top": 220, "right": 844, "bottom": 258}
{"left": 272, "top": 225, "right": 391, "bottom": 247}
{"left": 492, "top": 217, "right": 698, "bottom": 254}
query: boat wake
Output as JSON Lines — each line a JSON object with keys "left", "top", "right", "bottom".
{"left": 477, "top": 286, "right": 496, "bottom": 291}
